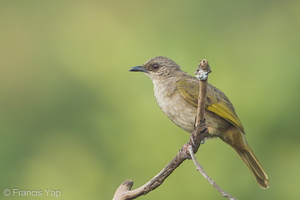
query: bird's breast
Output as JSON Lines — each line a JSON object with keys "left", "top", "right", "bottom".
{"left": 153, "top": 78, "right": 196, "bottom": 133}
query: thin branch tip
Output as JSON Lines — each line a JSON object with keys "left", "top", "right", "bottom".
{"left": 195, "top": 59, "right": 211, "bottom": 81}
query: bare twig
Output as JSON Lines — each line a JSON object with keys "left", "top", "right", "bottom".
{"left": 194, "top": 59, "right": 211, "bottom": 127}
{"left": 112, "top": 150, "right": 188, "bottom": 200}
{"left": 189, "top": 59, "right": 211, "bottom": 154}
{"left": 188, "top": 146, "right": 238, "bottom": 200}
{"left": 190, "top": 59, "right": 238, "bottom": 200}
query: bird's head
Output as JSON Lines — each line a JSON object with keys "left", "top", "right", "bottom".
{"left": 129, "top": 56, "right": 184, "bottom": 80}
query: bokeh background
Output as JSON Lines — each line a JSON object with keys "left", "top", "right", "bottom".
{"left": 0, "top": 0, "right": 299, "bottom": 199}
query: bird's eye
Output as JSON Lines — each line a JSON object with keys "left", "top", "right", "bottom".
{"left": 153, "top": 64, "right": 160, "bottom": 70}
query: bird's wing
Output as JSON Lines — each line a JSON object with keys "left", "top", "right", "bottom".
{"left": 177, "top": 77, "right": 244, "bottom": 132}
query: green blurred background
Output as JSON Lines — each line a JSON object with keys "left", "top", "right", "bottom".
{"left": 0, "top": 0, "right": 299, "bottom": 199}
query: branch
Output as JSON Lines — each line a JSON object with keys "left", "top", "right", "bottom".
{"left": 112, "top": 151, "right": 187, "bottom": 200}
{"left": 113, "top": 59, "right": 236, "bottom": 200}
{"left": 188, "top": 146, "right": 238, "bottom": 200}
{"left": 190, "top": 59, "right": 211, "bottom": 153}
{"left": 191, "top": 59, "right": 238, "bottom": 199}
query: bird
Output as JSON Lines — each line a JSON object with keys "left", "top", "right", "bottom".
{"left": 129, "top": 56, "right": 269, "bottom": 189}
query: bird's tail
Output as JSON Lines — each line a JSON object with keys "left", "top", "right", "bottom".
{"left": 220, "top": 127, "right": 270, "bottom": 189}
{"left": 234, "top": 146, "right": 270, "bottom": 189}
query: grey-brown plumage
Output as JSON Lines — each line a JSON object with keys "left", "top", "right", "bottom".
{"left": 130, "top": 56, "right": 269, "bottom": 188}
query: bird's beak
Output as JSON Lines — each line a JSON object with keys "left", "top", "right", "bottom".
{"left": 129, "top": 66, "right": 147, "bottom": 72}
